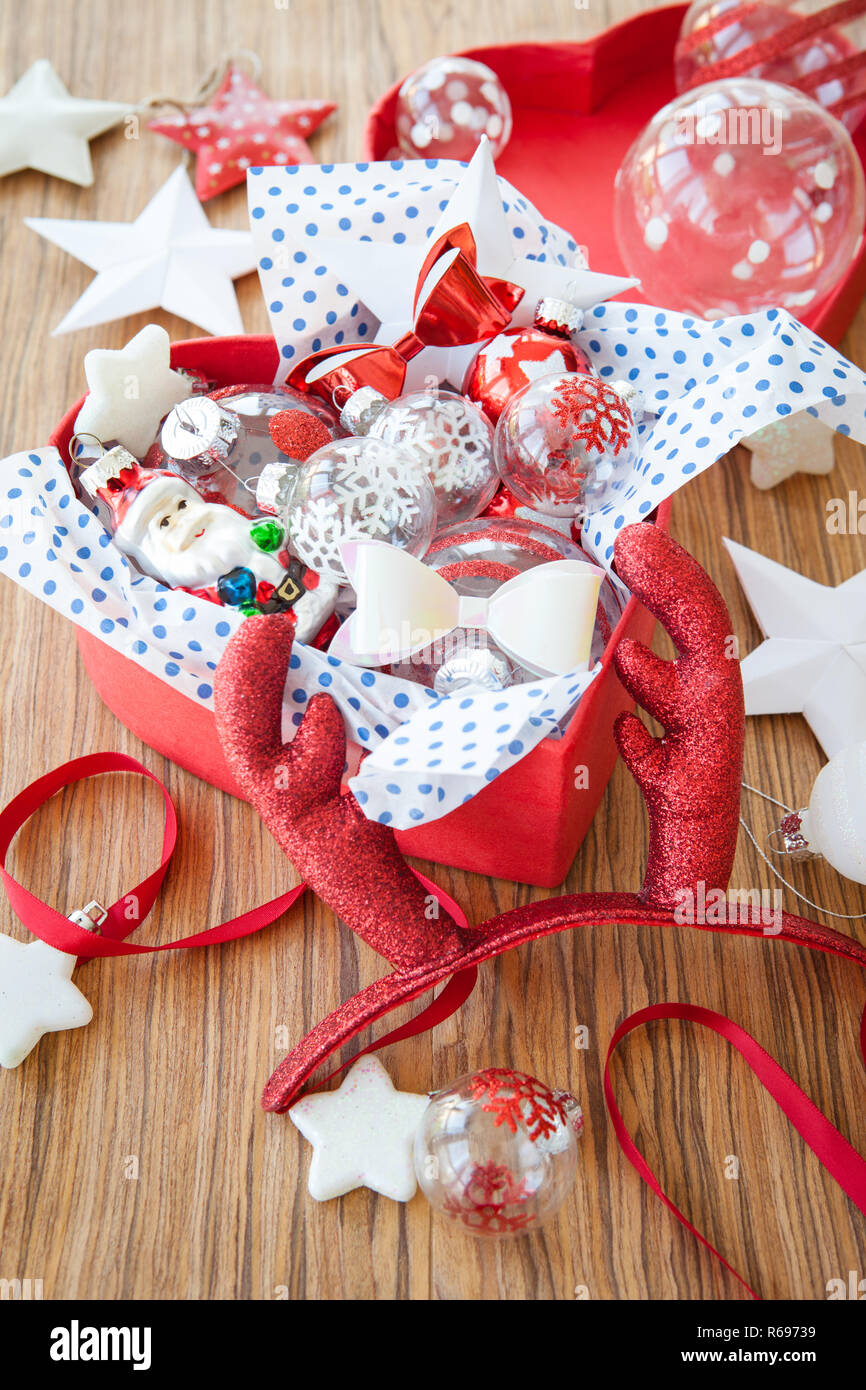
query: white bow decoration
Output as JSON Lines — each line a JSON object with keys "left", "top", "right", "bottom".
{"left": 329, "top": 540, "right": 603, "bottom": 677}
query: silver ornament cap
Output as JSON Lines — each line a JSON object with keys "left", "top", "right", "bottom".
{"left": 609, "top": 378, "right": 646, "bottom": 419}
{"left": 161, "top": 397, "right": 240, "bottom": 469}
{"left": 78, "top": 446, "right": 140, "bottom": 499}
{"left": 256, "top": 459, "right": 299, "bottom": 516}
{"left": 535, "top": 297, "right": 585, "bottom": 337}
{"left": 339, "top": 387, "right": 388, "bottom": 436}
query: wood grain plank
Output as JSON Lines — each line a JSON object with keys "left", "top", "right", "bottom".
{"left": 0, "top": 0, "right": 864, "bottom": 1301}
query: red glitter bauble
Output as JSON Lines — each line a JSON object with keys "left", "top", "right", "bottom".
{"left": 464, "top": 325, "right": 593, "bottom": 424}
{"left": 268, "top": 409, "right": 334, "bottom": 461}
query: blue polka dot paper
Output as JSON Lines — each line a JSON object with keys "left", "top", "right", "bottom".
{"left": 246, "top": 156, "right": 583, "bottom": 377}
{"left": 574, "top": 304, "right": 866, "bottom": 567}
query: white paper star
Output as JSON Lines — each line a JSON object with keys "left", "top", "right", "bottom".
{"left": 73, "top": 324, "right": 194, "bottom": 457}
{"left": 740, "top": 412, "right": 836, "bottom": 489}
{"left": 289, "top": 1055, "right": 430, "bottom": 1202}
{"left": 0, "top": 60, "right": 132, "bottom": 186}
{"left": 0, "top": 935, "right": 92, "bottom": 1069}
{"left": 26, "top": 166, "right": 256, "bottom": 337}
{"left": 724, "top": 537, "right": 866, "bottom": 757}
{"left": 311, "top": 141, "right": 635, "bottom": 391}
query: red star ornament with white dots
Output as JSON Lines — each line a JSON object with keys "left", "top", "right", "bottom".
{"left": 148, "top": 66, "right": 336, "bottom": 201}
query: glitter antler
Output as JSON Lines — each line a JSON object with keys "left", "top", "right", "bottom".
{"left": 215, "top": 523, "right": 777, "bottom": 1114}
{"left": 213, "top": 612, "right": 470, "bottom": 970}
{"left": 611, "top": 523, "right": 745, "bottom": 908}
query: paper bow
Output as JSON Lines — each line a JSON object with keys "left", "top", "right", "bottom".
{"left": 288, "top": 223, "right": 521, "bottom": 403}
{"left": 329, "top": 539, "right": 603, "bottom": 676}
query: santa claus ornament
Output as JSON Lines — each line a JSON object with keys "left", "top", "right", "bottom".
{"left": 79, "top": 455, "right": 336, "bottom": 640}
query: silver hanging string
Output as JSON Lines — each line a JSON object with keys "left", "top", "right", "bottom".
{"left": 739, "top": 781, "right": 866, "bottom": 921}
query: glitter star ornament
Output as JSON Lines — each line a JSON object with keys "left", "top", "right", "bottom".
{"left": 311, "top": 140, "right": 635, "bottom": 390}
{"left": 724, "top": 537, "right": 866, "bottom": 757}
{"left": 73, "top": 325, "right": 194, "bottom": 457}
{"left": 148, "top": 66, "right": 335, "bottom": 201}
{"left": 0, "top": 933, "right": 93, "bottom": 1068}
{"left": 740, "top": 413, "right": 837, "bottom": 490}
{"left": 25, "top": 166, "right": 256, "bottom": 336}
{"left": 0, "top": 59, "right": 132, "bottom": 186}
{"left": 289, "top": 1055, "right": 430, "bottom": 1201}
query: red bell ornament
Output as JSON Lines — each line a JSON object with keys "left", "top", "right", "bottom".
{"left": 463, "top": 297, "right": 594, "bottom": 424}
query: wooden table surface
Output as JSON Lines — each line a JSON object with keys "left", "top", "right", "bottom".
{"left": 1, "top": 0, "right": 865, "bottom": 1303}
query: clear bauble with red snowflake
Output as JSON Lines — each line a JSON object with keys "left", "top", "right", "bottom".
{"left": 493, "top": 370, "right": 640, "bottom": 518}
{"left": 414, "top": 1067, "right": 583, "bottom": 1238}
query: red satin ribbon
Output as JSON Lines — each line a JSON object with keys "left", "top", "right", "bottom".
{"left": 287, "top": 221, "right": 519, "bottom": 403}
{"left": 0, "top": 753, "right": 306, "bottom": 957}
{"left": 604, "top": 1002, "right": 866, "bottom": 1300}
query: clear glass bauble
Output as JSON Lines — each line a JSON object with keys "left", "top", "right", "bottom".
{"left": 283, "top": 436, "right": 438, "bottom": 585}
{"left": 493, "top": 371, "right": 639, "bottom": 518}
{"left": 369, "top": 388, "right": 498, "bottom": 526}
{"left": 674, "top": 0, "right": 866, "bottom": 131}
{"left": 414, "top": 1068, "right": 583, "bottom": 1238}
{"left": 613, "top": 76, "right": 865, "bottom": 318}
{"left": 395, "top": 56, "right": 513, "bottom": 161}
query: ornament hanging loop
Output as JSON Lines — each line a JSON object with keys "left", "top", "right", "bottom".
{"left": 139, "top": 49, "right": 263, "bottom": 116}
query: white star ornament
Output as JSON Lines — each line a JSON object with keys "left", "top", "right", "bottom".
{"left": 740, "top": 413, "right": 836, "bottom": 490}
{"left": 0, "top": 59, "right": 132, "bottom": 186}
{"left": 289, "top": 1055, "right": 430, "bottom": 1202}
{"left": 74, "top": 324, "right": 194, "bottom": 457}
{"left": 26, "top": 166, "right": 256, "bottom": 337}
{"left": 724, "top": 537, "right": 866, "bottom": 757}
{"left": 0, "top": 935, "right": 92, "bottom": 1069}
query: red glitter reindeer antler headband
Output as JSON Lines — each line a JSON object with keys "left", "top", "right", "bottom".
{"left": 214, "top": 521, "right": 866, "bottom": 1118}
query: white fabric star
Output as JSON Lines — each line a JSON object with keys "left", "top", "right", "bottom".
{"left": 0, "top": 60, "right": 132, "bottom": 186}
{"left": 26, "top": 166, "right": 256, "bottom": 336}
{"left": 311, "top": 141, "right": 635, "bottom": 391}
{"left": 740, "top": 412, "right": 836, "bottom": 489}
{"left": 73, "top": 325, "right": 194, "bottom": 456}
{"left": 724, "top": 537, "right": 866, "bottom": 757}
{"left": 290, "top": 1055, "right": 429, "bottom": 1202}
{"left": 0, "top": 935, "right": 92, "bottom": 1069}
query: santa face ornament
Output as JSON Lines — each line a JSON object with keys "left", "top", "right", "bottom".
{"left": 79, "top": 460, "right": 336, "bottom": 641}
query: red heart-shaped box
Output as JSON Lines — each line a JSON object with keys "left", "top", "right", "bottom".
{"left": 51, "top": 331, "right": 668, "bottom": 888}
{"left": 364, "top": 3, "right": 866, "bottom": 346}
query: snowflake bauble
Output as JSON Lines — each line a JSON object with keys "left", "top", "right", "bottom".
{"left": 414, "top": 1067, "right": 582, "bottom": 1239}
{"left": 284, "top": 436, "right": 437, "bottom": 584}
{"left": 493, "top": 370, "right": 638, "bottom": 518}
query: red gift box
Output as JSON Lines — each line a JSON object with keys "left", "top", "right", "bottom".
{"left": 51, "top": 331, "right": 670, "bottom": 887}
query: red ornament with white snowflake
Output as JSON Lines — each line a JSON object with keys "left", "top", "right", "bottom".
{"left": 463, "top": 297, "right": 593, "bottom": 425}
{"left": 493, "top": 369, "right": 640, "bottom": 519}
{"left": 148, "top": 66, "right": 335, "bottom": 201}
{"left": 414, "top": 1067, "right": 583, "bottom": 1238}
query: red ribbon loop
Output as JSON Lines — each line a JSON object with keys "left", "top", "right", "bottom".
{"left": 0, "top": 753, "right": 304, "bottom": 958}
{"left": 288, "top": 221, "right": 521, "bottom": 403}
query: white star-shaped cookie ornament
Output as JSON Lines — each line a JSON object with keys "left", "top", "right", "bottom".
{"left": 0, "top": 60, "right": 132, "bottom": 186}
{"left": 26, "top": 165, "right": 256, "bottom": 337}
{"left": 724, "top": 537, "right": 866, "bottom": 757}
{"left": 73, "top": 325, "right": 194, "bottom": 457}
{"left": 0, "top": 935, "right": 92, "bottom": 1069}
{"left": 289, "top": 1055, "right": 430, "bottom": 1202}
{"left": 304, "top": 140, "right": 635, "bottom": 391}
{"left": 740, "top": 412, "right": 836, "bottom": 489}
